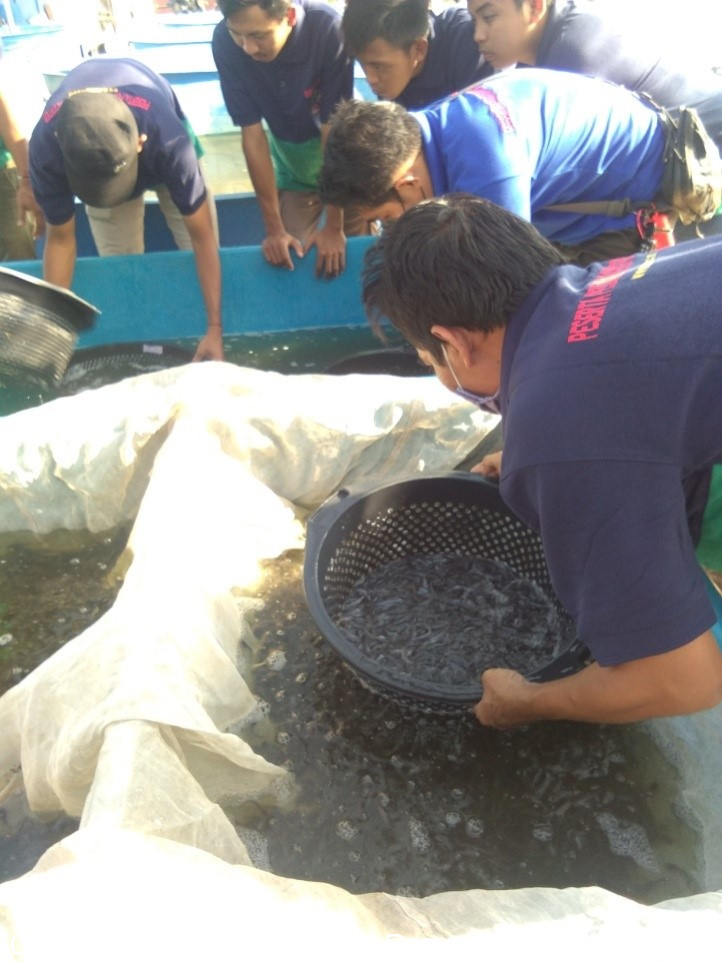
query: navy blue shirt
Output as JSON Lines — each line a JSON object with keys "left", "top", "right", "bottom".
{"left": 394, "top": 6, "right": 491, "bottom": 110}
{"left": 211, "top": 0, "right": 353, "bottom": 141}
{"left": 498, "top": 239, "right": 722, "bottom": 666}
{"left": 29, "top": 58, "right": 207, "bottom": 226}
{"left": 536, "top": 0, "right": 722, "bottom": 150}
{"left": 414, "top": 69, "right": 665, "bottom": 245}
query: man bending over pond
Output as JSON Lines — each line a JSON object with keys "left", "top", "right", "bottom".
{"left": 362, "top": 193, "right": 722, "bottom": 728}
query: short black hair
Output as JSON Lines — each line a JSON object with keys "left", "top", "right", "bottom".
{"left": 319, "top": 99, "right": 421, "bottom": 208}
{"left": 218, "top": 0, "right": 290, "bottom": 19}
{"left": 362, "top": 194, "right": 566, "bottom": 361}
{"left": 342, "top": 0, "right": 431, "bottom": 56}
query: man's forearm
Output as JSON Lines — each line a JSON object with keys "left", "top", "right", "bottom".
{"left": 241, "top": 126, "right": 284, "bottom": 235}
{"left": 185, "top": 204, "right": 222, "bottom": 333}
{"left": 43, "top": 229, "right": 76, "bottom": 289}
{"left": 324, "top": 203, "right": 344, "bottom": 231}
{"left": 479, "top": 631, "right": 722, "bottom": 727}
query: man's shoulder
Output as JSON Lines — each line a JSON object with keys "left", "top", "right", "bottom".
{"left": 431, "top": 4, "right": 474, "bottom": 35}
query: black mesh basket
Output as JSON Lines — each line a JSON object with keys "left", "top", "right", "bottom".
{"left": 304, "top": 473, "right": 591, "bottom": 713}
{"left": 323, "top": 347, "right": 428, "bottom": 377}
{"left": 60, "top": 342, "right": 194, "bottom": 395}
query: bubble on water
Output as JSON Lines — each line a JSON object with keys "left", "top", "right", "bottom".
{"left": 276, "top": 731, "right": 291, "bottom": 746}
{"left": 595, "top": 812, "right": 661, "bottom": 873}
{"left": 444, "top": 811, "right": 461, "bottom": 827}
{"left": 69, "top": 557, "right": 80, "bottom": 566}
{"left": 348, "top": 851, "right": 361, "bottom": 862}
{"left": 409, "top": 817, "right": 431, "bottom": 854}
{"left": 236, "top": 827, "right": 271, "bottom": 872}
{"left": 532, "top": 824, "right": 553, "bottom": 843}
{"left": 274, "top": 689, "right": 286, "bottom": 702}
{"left": 295, "top": 672, "right": 308, "bottom": 684}
{"left": 97, "top": 562, "right": 107, "bottom": 571}
{"left": 378, "top": 792, "right": 390, "bottom": 808}
{"left": 466, "top": 818, "right": 484, "bottom": 839}
{"left": 0, "top": 634, "right": 13, "bottom": 647}
{"left": 266, "top": 649, "right": 286, "bottom": 670}
{"left": 396, "top": 885, "right": 418, "bottom": 898}
{"left": 336, "top": 820, "right": 358, "bottom": 841}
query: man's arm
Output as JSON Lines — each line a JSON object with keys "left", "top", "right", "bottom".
{"left": 0, "top": 89, "right": 45, "bottom": 237}
{"left": 183, "top": 198, "right": 224, "bottom": 362}
{"left": 475, "top": 630, "right": 722, "bottom": 728}
{"left": 241, "top": 123, "right": 303, "bottom": 271}
{"left": 303, "top": 122, "right": 346, "bottom": 279}
{"left": 44, "top": 217, "right": 77, "bottom": 289}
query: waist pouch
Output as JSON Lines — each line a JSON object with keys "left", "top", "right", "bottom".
{"left": 544, "top": 95, "right": 722, "bottom": 227}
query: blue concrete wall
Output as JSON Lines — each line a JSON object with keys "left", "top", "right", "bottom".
{"left": 9, "top": 236, "right": 376, "bottom": 346}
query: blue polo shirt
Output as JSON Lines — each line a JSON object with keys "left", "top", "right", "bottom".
{"left": 413, "top": 69, "right": 665, "bottom": 245}
{"left": 212, "top": 0, "right": 353, "bottom": 192}
{"left": 394, "top": 6, "right": 491, "bottom": 110}
{"left": 498, "top": 239, "right": 722, "bottom": 666}
{"left": 29, "top": 58, "right": 207, "bottom": 226}
{"left": 536, "top": 0, "right": 722, "bottom": 151}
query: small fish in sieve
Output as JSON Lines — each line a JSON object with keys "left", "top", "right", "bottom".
{"left": 335, "top": 553, "right": 574, "bottom": 688}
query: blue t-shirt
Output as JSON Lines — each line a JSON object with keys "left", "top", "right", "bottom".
{"left": 211, "top": 0, "right": 353, "bottom": 141}
{"left": 413, "top": 69, "right": 665, "bottom": 244}
{"left": 29, "top": 58, "right": 207, "bottom": 226}
{"left": 536, "top": 0, "right": 722, "bottom": 151}
{"left": 394, "top": 6, "right": 491, "bottom": 110}
{"left": 498, "top": 239, "right": 722, "bottom": 666}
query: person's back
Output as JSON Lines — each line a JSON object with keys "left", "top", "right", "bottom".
{"left": 500, "top": 236, "right": 722, "bottom": 664}
{"left": 416, "top": 68, "right": 665, "bottom": 246}
{"left": 343, "top": 0, "right": 491, "bottom": 109}
{"left": 30, "top": 57, "right": 205, "bottom": 230}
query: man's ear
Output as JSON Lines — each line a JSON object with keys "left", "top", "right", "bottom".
{"left": 528, "top": 0, "right": 549, "bottom": 25}
{"left": 392, "top": 170, "right": 419, "bottom": 191}
{"left": 286, "top": 4, "right": 297, "bottom": 28}
{"left": 430, "top": 325, "right": 476, "bottom": 368}
{"left": 410, "top": 37, "right": 429, "bottom": 69}
{"left": 431, "top": 324, "right": 489, "bottom": 368}
{"left": 137, "top": 134, "right": 148, "bottom": 154}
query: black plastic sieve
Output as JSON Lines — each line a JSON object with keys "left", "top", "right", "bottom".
{"left": 303, "top": 473, "right": 591, "bottom": 713}
{"left": 60, "top": 341, "right": 194, "bottom": 395}
{"left": 323, "top": 347, "right": 428, "bottom": 377}
{"left": 0, "top": 266, "right": 98, "bottom": 385}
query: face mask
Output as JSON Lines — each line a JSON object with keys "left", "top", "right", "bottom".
{"left": 441, "top": 344, "right": 502, "bottom": 416}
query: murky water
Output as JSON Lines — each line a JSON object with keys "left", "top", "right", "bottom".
{"left": 0, "top": 526, "right": 129, "bottom": 883}
{"left": 235, "top": 552, "right": 704, "bottom": 905}
{"left": 0, "top": 326, "right": 408, "bottom": 417}
{"left": 0, "top": 337, "right": 705, "bottom": 902}
{"left": 0, "top": 527, "right": 129, "bottom": 697}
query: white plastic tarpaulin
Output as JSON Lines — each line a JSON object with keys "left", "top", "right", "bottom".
{"left": 0, "top": 363, "right": 719, "bottom": 960}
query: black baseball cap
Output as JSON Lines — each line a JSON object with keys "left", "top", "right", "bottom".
{"left": 56, "top": 91, "right": 140, "bottom": 208}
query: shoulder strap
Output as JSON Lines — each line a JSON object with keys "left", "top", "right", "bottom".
{"left": 544, "top": 199, "right": 651, "bottom": 217}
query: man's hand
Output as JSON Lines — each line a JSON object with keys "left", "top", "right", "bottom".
{"left": 474, "top": 668, "right": 539, "bottom": 729}
{"left": 17, "top": 179, "right": 45, "bottom": 239}
{"left": 262, "top": 229, "right": 304, "bottom": 270}
{"left": 472, "top": 449, "right": 502, "bottom": 479}
{"left": 193, "top": 326, "right": 224, "bottom": 362}
{"left": 306, "top": 223, "right": 346, "bottom": 278}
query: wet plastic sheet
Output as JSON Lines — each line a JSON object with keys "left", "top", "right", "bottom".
{"left": 0, "top": 362, "right": 719, "bottom": 958}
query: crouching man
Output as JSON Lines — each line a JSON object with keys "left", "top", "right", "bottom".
{"left": 29, "top": 57, "right": 223, "bottom": 361}
{"left": 362, "top": 193, "right": 722, "bottom": 727}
